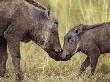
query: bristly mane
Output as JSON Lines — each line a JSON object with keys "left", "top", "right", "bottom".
{"left": 71, "top": 22, "right": 110, "bottom": 33}
{"left": 86, "top": 22, "right": 110, "bottom": 29}
{"left": 26, "top": 0, "right": 47, "bottom": 10}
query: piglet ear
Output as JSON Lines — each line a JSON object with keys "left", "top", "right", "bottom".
{"left": 74, "top": 29, "right": 80, "bottom": 36}
{"left": 75, "top": 29, "right": 78, "bottom": 34}
{"left": 75, "top": 24, "right": 84, "bottom": 35}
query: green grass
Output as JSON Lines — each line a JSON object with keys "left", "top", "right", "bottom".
{"left": 1, "top": 0, "right": 110, "bottom": 82}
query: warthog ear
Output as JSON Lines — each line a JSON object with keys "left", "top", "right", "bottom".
{"left": 74, "top": 29, "right": 81, "bottom": 36}
{"left": 75, "top": 24, "right": 84, "bottom": 35}
{"left": 44, "top": 5, "right": 51, "bottom": 18}
{"left": 47, "top": 5, "right": 51, "bottom": 16}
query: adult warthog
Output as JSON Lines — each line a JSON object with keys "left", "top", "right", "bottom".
{"left": 0, "top": 0, "right": 62, "bottom": 81}
{"left": 61, "top": 22, "right": 110, "bottom": 77}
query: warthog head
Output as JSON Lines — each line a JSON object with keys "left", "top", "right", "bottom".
{"left": 61, "top": 24, "right": 86, "bottom": 61}
{"left": 32, "top": 8, "right": 62, "bottom": 61}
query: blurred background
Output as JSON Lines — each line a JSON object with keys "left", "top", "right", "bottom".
{"left": 1, "top": 0, "right": 110, "bottom": 82}
{"left": 38, "top": 0, "right": 110, "bottom": 44}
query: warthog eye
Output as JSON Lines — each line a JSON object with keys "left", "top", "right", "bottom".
{"left": 54, "top": 20, "right": 58, "bottom": 25}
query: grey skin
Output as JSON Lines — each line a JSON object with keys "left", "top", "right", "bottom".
{"left": 0, "top": 0, "right": 62, "bottom": 81}
{"left": 61, "top": 22, "right": 110, "bottom": 76}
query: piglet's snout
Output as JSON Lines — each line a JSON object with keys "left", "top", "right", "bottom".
{"left": 60, "top": 51, "right": 70, "bottom": 61}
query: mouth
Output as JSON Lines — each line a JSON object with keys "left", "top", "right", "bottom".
{"left": 60, "top": 52, "right": 73, "bottom": 61}
{"left": 46, "top": 49, "right": 62, "bottom": 61}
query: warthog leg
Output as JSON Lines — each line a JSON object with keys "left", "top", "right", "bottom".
{"left": 4, "top": 35, "right": 23, "bottom": 81}
{"left": 89, "top": 47, "right": 100, "bottom": 77}
{"left": 80, "top": 56, "right": 90, "bottom": 74}
{"left": 4, "top": 24, "right": 24, "bottom": 81}
{"left": 7, "top": 40, "right": 23, "bottom": 81}
{"left": 0, "top": 38, "right": 8, "bottom": 77}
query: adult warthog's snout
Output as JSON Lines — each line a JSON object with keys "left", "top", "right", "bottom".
{"left": 46, "top": 48, "right": 63, "bottom": 61}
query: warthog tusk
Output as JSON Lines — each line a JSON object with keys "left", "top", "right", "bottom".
{"left": 73, "top": 43, "right": 80, "bottom": 54}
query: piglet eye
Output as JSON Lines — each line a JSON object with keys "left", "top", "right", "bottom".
{"left": 68, "top": 37, "right": 71, "bottom": 42}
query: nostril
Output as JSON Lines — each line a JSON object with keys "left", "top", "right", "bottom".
{"left": 54, "top": 48, "right": 62, "bottom": 53}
